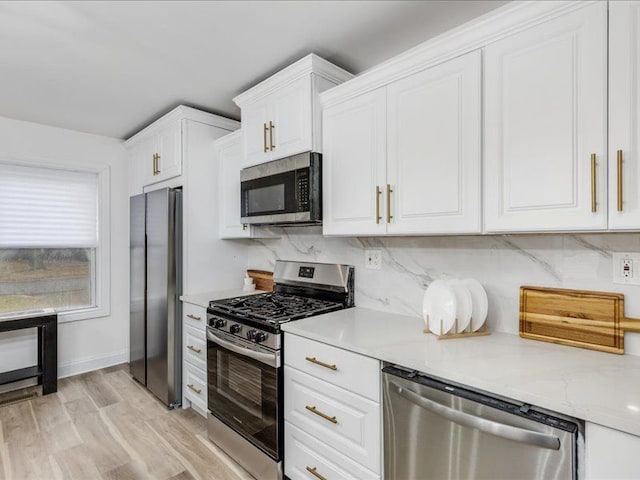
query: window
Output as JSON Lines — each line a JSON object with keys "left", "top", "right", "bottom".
{"left": 0, "top": 162, "right": 105, "bottom": 319}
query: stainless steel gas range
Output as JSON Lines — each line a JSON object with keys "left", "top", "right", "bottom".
{"left": 206, "top": 260, "right": 354, "bottom": 480}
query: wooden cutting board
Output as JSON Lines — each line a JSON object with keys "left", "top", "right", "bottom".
{"left": 247, "top": 269, "right": 274, "bottom": 292}
{"left": 519, "top": 286, "right": 640, "bottom": 354}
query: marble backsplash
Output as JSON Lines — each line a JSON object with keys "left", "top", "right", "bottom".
{"left": 248, "top": 228, "right": 640, "bottom": 354}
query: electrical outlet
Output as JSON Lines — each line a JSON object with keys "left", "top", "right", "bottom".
{"left": 365, "top": 250, "right": 382, "bottom": 270}
{"left": 613, "top": 253, "right": 640, "bottom": 285}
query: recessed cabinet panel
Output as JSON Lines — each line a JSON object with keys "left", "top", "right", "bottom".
{"left": 271, "top": 76, "right": 312, "bottom": 159}
{"left": 484, "top": 2, "right": 607, "bottom": 232}
{"left": 609, "top": 1, "right": 640, "bottom": 230}
{"left": 217, "top": 131, "right": 251, "bottom": 239}
{"left": 387, "top": 50, "right": 481, "bottom": 234}
{"left": 156, "top": 121, "right": 182, "bottom": 182}
{"left": 243, "top": 99, "right": 270, "bottom": 167}
{"left": 322, "top": 89, "right": 387, "bottom": 236}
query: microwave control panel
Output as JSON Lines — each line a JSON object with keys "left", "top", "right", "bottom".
{"left": 296, "top": 168, "right": 310, "bottom": 212}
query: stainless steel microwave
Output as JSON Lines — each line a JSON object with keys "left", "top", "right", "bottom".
{"left": 240, "top": 152, "right": 322, "bottom": 225}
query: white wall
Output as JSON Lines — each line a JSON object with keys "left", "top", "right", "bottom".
{"left": 249, "top": 228, "right": 640, "bottom": 355}
{"left": 0, "top": 116, "right": 128, "bottom": 383}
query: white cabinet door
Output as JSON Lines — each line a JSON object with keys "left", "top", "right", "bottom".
{"left": 217, "top": 131, "right": 251, "bottom": 239}
{"left": 609, "top": 1, "right": 640, "bottom": 230}
{"left": 271, "top": 75, "right": 312, "bottom": 159}
{"left": 585, "top": 422, "right": 640, "bottom": 479}
{"left": 128, "top": 142, "right": 146, "bottom": 197}
{"left": 140, "top": 134, "right": 159, "bottom": 187}
{"left": 484, "top": 2, "right": 607, "bottom": 232}
{"left": 387, "top": 50, "right": 482, "bottom": 235}
{"left": 323, "top": 89, "right": 387, "bottom": 236}
{"left": 155, "top": 120, "right": 182, "bottom": 183}
{"left": 243, "top": 98, "right": 271, "bottom": 167}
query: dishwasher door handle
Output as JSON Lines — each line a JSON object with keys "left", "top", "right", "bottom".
{"left": 389, "top": 381, "right": 561, "bottom": 451}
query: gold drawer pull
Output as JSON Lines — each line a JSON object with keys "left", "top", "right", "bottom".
{"left": 305, "top": 405, "right": 337, "bottom": 424}
{"left": 306, "top": 466, "right": 327, "bottom": 480}
{"left": 386, "top": 183, "right": 393, "bottom": 223}
{"left": 186, "top": 314, "right": 201, "bottom": 321}
{"left": 269, "top": 121, "right": 275, "bottom": 151}
{"left": 305, "top": 356, "right": 337, "bottom": 371}
{"left": 187, "top": 384, "right": 201, "bottom": 395}
{"left": 617, "top": 149, "right": 624, "bottom": 212}
{"left": 187, "top": 345, "right": 201, "bottom": 354}
{"left": 591, "top": 153, "right": 597, "bottom": 212}
{"left": 375, "top": 186, "right": 382, "bottom": 224}
{"left": 263, "top": 123, "right": 269, "bottom": 152}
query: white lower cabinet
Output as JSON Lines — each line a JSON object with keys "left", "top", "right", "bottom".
{"left": 585, "top": 422, "right": 640, "bottom": 479}
{"left": 284, "top": 333, "right": 381, "bottom": 479}
{"left": 182, "top": 303, "right": 207, "bottom": 417}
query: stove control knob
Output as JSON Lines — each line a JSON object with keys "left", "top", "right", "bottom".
{"left": 255, "top": 332, "right": 267, "bottom": 343}
{"left": 246, "top": 329, "right": 258, "bottom": 341}
{"left": 214, "top": 318, "right": 226, "bottom": 329}
{"left": 230, "top": 324, "right": 242, "bottom": 334}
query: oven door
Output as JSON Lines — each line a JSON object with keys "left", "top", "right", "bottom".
{"left": 206, "top": 328, "right": 282, "bottom": 460}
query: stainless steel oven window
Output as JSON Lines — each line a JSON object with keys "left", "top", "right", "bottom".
{"left": 207, "top": 331, "right": 280, "bottom": 460}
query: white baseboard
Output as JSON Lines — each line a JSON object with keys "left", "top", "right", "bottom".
{"left": 58, "top": 349, "right": 129, "bottom": 378}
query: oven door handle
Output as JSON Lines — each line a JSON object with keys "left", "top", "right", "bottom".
{"left": 389, "top": 381, "right": 561, "bottom": 451}
{"left": 207, "top": 329, "right": 280, "bottom": 368}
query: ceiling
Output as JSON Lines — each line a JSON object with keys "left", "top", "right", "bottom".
{"left": 0, "top": 0, "right": 507, "bottom": 139}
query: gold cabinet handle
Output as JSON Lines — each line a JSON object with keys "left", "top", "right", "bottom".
{"left": 306, "top": 466, "right": 327, "bottom": 480}
{"left": 305, "top": 405, "right": 337, "bottom": 424}
{"left": 305, "top": 356, "right": 337, "bottom": 371}
{"left": 263, "top": 123, "right": 268, "bottom": 153}
{"left": 187, "top": 384, "right": 201, "bottom": 394}
{"left": 156, "top": 153, "right": 161, "bottom": 174}
{"left": 186, "top": 314, "right": 201, "bottom": 321}
{"left": 386, "top": 184, "right": 393, "bottom": 223}
{"left": 152, "top": 154, "right": 157, "bottom": 175}
{"left": 187, "top": 345, "right": 202, "bottom": 354}
{"left": 617, "top": 149, "right": 624, "bottom": 212}
{"left": 269, "top": 121, "right": 275, "bottom": 151}
{"left": 375, "top": 186, "right": 382, "bottom": 224}
{"left": 591, "top": 154, "right": 597, "bottom": 212}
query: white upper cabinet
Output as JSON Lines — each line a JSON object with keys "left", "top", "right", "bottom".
{"left": 139, "top": 119, "right": 182, "bottom": 187}
{"left": 609, "top": 1, "right": 640, "bottom": 230}
{"left": 386, "top": 50, "right": 482, "bottom": 235}
{"left": 216, "top": 131, "right": 250, "bottom": 239}
{"left": 322, "top": 50, "right": 482, "bottom": 236}
{"left": 234, "top": 54, "right": 353, "bottom": 167}
{"left": 323, "top": 89, "right": 388, "bottom": 236}
{"left": 484, "top": 2, "right": 608, "bottom": 233}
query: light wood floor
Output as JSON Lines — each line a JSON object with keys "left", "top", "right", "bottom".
{"left": 0, "top": 364, "right": 254, "bottom": 480}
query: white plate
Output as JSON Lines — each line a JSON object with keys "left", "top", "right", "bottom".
{"left": 462, "top": 278, "right": 488, "bottom": 331}
{"left": 447, "top": 279, "right": 473, "bottom": 333}
{"left": 422, "top": 280, "right": 457, "bottom": 335}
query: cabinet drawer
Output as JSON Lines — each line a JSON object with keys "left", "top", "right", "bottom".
{"left": 285, "top": 334, "right": 380, "bottom": 402}
{"left": 184, "top": 362, "right": 207, "bottom": 412}
{"left": 184, "top": 325, "right": 206, "bottom": 370}
{"left": 183, "top": 303, "right": 206, "bottom": 331}
{"left": 284, "top": 366, "right": 380, "bottom": 473}
{"left": 285, "top": 421, "right": 379, "bottom": 480}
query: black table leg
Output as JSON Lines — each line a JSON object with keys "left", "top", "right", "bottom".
{"left": 37, "top": 326, "right": 43, "bottom": 386}
{"left": 41, "top": 319, "right": 57, "bottom": 394}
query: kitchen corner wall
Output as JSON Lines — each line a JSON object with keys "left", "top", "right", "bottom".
{"left": 249, "top": 228, "right": 640, "bottom": 355}
{"left": 0, "top": 115, "right": 128, "bottom": 385}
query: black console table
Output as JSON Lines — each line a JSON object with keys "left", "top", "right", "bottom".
{"left": 0, "top": 309, "right": 57, "bottom": 395}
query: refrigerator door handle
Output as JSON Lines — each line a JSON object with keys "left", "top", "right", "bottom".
{"left": 389, "top": 381, "right": 561, "bottom": 451}
{"left": 207, "top": 329, "right": 280, "bottom": 368}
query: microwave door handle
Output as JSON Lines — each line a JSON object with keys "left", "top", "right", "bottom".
{"left": 389, "top": 381, "right": 561, "bottom": 451}
{"left": 207, "top": 329, "right": 280, "bottom": 368}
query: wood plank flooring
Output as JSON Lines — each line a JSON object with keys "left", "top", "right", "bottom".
{"left": 0, "top": 364, "right": 254, "bottom": 480}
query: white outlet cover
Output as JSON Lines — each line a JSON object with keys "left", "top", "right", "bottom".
{"left": 365, "top": 250, "right": 382, "bottom": 270}
{"left": 612, "top": 252, "right": 640, "bottom": 285}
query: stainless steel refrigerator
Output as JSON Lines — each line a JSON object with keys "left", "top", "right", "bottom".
{"left": 130, "top": 187, "right": 182, "bottom": 408}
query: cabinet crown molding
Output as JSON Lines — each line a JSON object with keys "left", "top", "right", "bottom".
{"left": 233, "top": 53, "right": 353, "bottom": 108}
{"left": 320, "top": 0, "right": 597, "bottom": 108}
{"left": 125, "top": 105, "right": 240, "bottom": 147}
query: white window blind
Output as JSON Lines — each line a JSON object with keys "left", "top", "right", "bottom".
{"left": 0, "top": 163, "right": 98, "bottom": 248}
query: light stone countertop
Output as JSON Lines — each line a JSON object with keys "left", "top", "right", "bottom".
{"left": 180, "top": 289, "right": 266, "bottom": 309}
{"left": 281, "top": 307, "right": 640, "bottom": 437}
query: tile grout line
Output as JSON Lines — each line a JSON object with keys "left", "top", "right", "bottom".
{"left": 146, "top": 420, "right": 205, "bottom": 480}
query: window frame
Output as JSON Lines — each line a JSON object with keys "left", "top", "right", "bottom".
{"left": 0, "top": 156, "right": 110, "bottom": 323}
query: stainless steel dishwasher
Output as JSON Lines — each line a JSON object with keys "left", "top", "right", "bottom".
{"left": 383, "top": 365, "right": 582, "bottom": 480}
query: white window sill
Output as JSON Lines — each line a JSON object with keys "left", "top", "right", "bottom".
{"left": 58, "top": 304, "right": 110, "bottom": 323}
